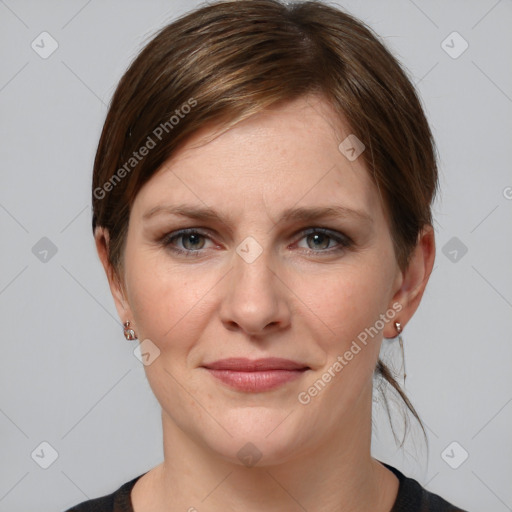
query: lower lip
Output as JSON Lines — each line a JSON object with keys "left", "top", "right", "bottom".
{"left": 205, "top": 369, "right": 307, "bottom": 392}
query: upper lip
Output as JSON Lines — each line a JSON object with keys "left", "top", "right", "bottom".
{"left": 202, "top": 358, "right": 309, "bottom": 371}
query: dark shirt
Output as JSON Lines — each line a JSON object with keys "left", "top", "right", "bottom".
{"left": 63, "top": 463, "right": 468, "bottom": 511}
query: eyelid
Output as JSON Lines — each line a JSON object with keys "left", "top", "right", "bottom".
{"left": 295, "top": 227, "right": 352, "bottom": 245}
{"left": 291, "top": 227, "right": 352, "bottom": 254}
{"left": 160, "top": 227, "right": 216, "bottom": 248}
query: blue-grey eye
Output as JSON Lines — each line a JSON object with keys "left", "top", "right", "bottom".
{"left": 180, "top": 232, "right": 206, "bottom": 250}
{"left": 305, "top": 232, "right": 332, "bottom": 250}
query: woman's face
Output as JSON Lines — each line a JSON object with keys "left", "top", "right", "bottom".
{"left": 107, "top": 95, "right": 412, "bottom": 465}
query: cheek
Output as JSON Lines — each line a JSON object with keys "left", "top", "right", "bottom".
{"left": 124, "top": 246, "right": 220, "bottom": 346}
{"left": 296, "top": 263, "right": 395, "bottom": 407}
{"left": 297, "top": 261, "right": 393, "bottom": 351}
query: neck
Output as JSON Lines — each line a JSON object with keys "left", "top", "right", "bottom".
{"left": 139, "top": 384, "right": 398, "bottom": 512}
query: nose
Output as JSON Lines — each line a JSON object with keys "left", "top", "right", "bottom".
{"left": 219, "top": 243, "right": 292, "bottom": 337}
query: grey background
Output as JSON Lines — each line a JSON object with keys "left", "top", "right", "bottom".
{"left": 1, "top": 1, "right": 511, "bottom": 511}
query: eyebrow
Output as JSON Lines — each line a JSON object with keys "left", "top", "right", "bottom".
{"left": 143, "top": 203, "right": 372, "bottom": 225}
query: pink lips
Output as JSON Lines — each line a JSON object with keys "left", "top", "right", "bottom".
{"left": 202, "top": 358, "right": 309, "bottom": 392}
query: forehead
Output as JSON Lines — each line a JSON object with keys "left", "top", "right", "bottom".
{"left": 132, "top": 95, "right": 383, "bottom": 224}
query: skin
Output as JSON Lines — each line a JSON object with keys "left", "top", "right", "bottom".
{"left": 95, "top": 94, "right": 435, "bottom": 512}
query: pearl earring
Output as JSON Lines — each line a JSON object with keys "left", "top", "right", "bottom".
{"left": 123, "top": 321, "right": 137, "bottom": 340}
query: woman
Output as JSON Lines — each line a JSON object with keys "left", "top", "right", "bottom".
{"left": 67, "top": 0, "right": 468, "bottom": 510}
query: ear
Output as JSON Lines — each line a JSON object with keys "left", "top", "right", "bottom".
{"left": 383, "top": 225, "right": 436, "bottom": 338}
{"left": 94, "top": 227, "right": 133, "bottom": 325}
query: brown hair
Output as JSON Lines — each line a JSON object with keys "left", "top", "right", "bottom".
{"left": 92, "top": 0, "right": 438, "bottom": 444}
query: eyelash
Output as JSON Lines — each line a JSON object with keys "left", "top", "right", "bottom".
{"left": 160, "top": 227, "right": 352, "bottom": 257}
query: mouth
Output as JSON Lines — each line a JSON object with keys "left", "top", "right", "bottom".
{"left": 201, "top": 358, "right": 310, "bottom": 392}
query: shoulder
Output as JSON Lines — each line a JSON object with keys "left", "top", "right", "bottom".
{"left": 382, "top": 462, "right": 469, "bottom": 512}
{"left": 62, "top": 473, "right": 146, "bottom": 512}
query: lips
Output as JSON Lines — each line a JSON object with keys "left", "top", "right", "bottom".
{"left": 201, "top": 358, "right": 309, "bottom": 392}
{"left": 202, "top": 357, "right": 309, "bottom": 371}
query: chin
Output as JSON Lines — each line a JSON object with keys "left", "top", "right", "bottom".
{"left": 202, "top": 406, "right": 308, "bottom": 468}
